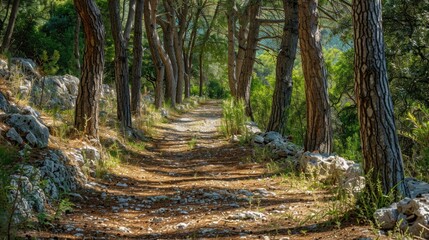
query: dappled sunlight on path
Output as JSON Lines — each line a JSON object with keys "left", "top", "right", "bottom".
{"left": 22, "top": 100, "right": 384, "bottom": 239}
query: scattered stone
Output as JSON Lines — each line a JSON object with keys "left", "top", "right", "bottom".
{"left": 150, "top": 217, "right": 164, "bottom": 223}
{"left": 118, "top": 226, "right": 131, "bottom": 233}
{"left": 149, "top": 195, "right": 169, "bottom": 202}
{"left": 238, "top": 189, "right": 254, "bottom": 197}
{"left": 245, "top": 121, "right": 261, "bottom": 134}
{"left": 160, "top": 108, "right": 168, "bottom": 118}
{"left": 255, "top": 188, "right": 276, "bottom": 197}
{"left": 228, "top": 211, "right": 266, "bottom": 221}
{"left": 116, "top": 182, "right": 128, "bottom": 187}
{"left": 176, "top": 222, "right": 189, "bottom": 229}
{"left": 81, "top": 145, "right": 101, "bottom": 163}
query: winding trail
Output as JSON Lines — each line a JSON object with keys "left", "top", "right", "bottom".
{"left": 25, "top": 100, "right": 381, "bottom": 239}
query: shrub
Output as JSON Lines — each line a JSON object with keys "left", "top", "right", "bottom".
{"left": 220, "top": 98, "right": 248, "bottom": 137}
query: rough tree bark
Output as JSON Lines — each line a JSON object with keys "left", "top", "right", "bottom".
{"left": 353, "top": 0, "right": 410, "bottom": 198}
{"left": 226, "top": 0, "right": 237, "bottom": 97}
{"left": 173, "top": 0, "right": 187, "bottom": 103}
{"left": 74, "top": 13, "right": 81, "bottom": 73}
{"left": 236, "top": 0, "right": 262, "bottom": 119}
{"left": 144, "top": 0, "right": 165, "bottom": 109}
{"left": 73, "top": 0, "right": 105, "bottom": 138}
{"left": 184, "top": 0, "right": 206, "bottom": 98}
{"left": 108, "top": 0, "right": 132, "bottom": 130}
{"left": 159, "top": 0, "right": 178, "bottom": 106}
{"left": 0, "top": 0, "right": 20, "bottom": 53}
{"left": 131, "top": 0, "right": 143, "bottom": 115}
{"left": 298, "top": 0, "right": 332, "bottom": 154}
{"left": 198, "top": 1, "right": 220, "bottom": 97}
{"left": 123, "top": 0, "right": 136, "bottom": 43}
{"left": 267, "top": 0, "right": 299, "bottom": 135}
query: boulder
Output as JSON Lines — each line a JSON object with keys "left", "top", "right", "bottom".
{"left": 81, "top": 145, "right": 101, "bottom": 163}
{"left": 6, "top": 127, "right": 23, "bottom": 145}
{"left": 245, "top": 121, "right": 261, "bottom": 134}
{"left": 263, "top": 131, "right": 283, "bottom": 143}
{"left": 0, "top": 59, "right": 9, "bottom": 78}
{"left": 251, "top": 135, "right": 264, "bottom": 145}
{"left": 10, "top": 58, "right": 40, "bottom": 78}
{"left": 0, "top": 91, "right": 9, "bottom": 112}
{"left": 405, "top": 178, "right": 429, "bottom": 198}
{"left": 375, "top": 194, "right": 429, "bottom": 238}
{"left": 5, "top": 114, "right": 49, "bottom": 148}
{"left": 30, "top": 75, "right": 79, "bottom": 110}
{"left": 374, "top": 207, "right": 399, "bottom": 229}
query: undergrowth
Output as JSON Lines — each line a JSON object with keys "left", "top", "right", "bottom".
{"left": 220, "top": 98, "right": 248, "bottom": 137}
{"left": 0, "top": 146, "right": 19, "bottom": 238}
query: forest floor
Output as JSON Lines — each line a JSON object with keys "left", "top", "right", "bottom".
{"left": 21, "top": 100, "right": 386, "bottom": 239}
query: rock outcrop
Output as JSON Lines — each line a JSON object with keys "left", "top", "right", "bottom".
{"left": 5, "top": 113, "right": 49, "bottom": 148}
{"left": 374, "top": 193, "right": 429, "bottom": 238}
{"left": 30, "top": 75, "right": 79, "bottom": 110}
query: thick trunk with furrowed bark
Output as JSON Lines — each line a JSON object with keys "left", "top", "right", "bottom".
{"left": 353, "top": 0, "right": 410, "bottom": 198}
{"left": 109, "top": 0, "right": 132, "bottom": 130}
{"left": 298, "top": 0, "right": 332, "bottom": 154}
{"left": 73, "top": 0, "right": 105, "bottom": 138}
{"left": 131, "top": 0, "right": 143, "bottom": 116}
{"left": 267, "top": 0, "right": 299, "bottom": 135}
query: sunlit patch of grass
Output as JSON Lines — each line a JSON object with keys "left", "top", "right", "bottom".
{"left": 188, "top": 136, "right": 198, "bottom": 150}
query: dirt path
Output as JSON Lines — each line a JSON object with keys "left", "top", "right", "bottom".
{"left": 24, "top": 100, "right": 382, "bottom": 239}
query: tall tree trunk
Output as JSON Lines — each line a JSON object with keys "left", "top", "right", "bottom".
{"left": 131, "top": 0, "right": 143, "bottom": 116}
{"left": 74, "top": 13, "right": 81, "bottom": 73}
{"left": 0, "top": 0, "right": 20, "bottom": 53}
{"left": 237, "top": 0, "right": 262, "bottom": 119}
{"left": 73, "top": 0, "right": 105, "bottom": 138}
{"left": 144, "top": 0, "right": 165, "bottom": 109}
{"left": 123, "top": 0, "right": 136, "bottom": 43}
{"left": 267, "top": 0, "right": 299, "bottom": 135}
{"left": 174, "top": 31, "right": 185, "bottom": 103}
{"left": 298, "top": 0, "right": 332, "bottom": 154}
{"left": 226, "top": 0, "right": 237, "bottom": 97}
{"left": 175, "top": 1, "right": 188, "bottom": 102}
{"left": 353, "top": 0, "right": 410, "bottom": 198}
{"left": 0, "top": 0, "right": 12, "bottom": 34}
{"left": 109, "top": 0, "right": 132, "bottom": 130}
{"left": 198, "top": 1, "right": 221, "bottom": 97}
{"left": 235, "top": 4, "right": 250, "bottom": 81}
{"left": 184, "top": 0, "right": 206, "bottom": 98}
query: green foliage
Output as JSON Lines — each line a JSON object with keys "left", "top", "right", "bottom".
{"left": 220, "top": 98, "right": 248, "bottom": 137}
{"left": 40, "top": 50, "right": 60, "bottom": 75}
{"left": 54, "top": 198, "right": 73, "bottom": 220}
{"left": 325, "top": 48, "right": 362, "bottom": 161}
{"left": 12, "top": 1, "right": 80, "bottom": 75}
{"left": 207, "top": 80, "right": 229, "bottom": 99}
{"left": 400, "top": 104, "right": 429, "bottom": 182}
{"left": 355, "top": 171, "right": 397, "bottom": 223}
{"left": 187, "top": 136, "right": 198, "bottom": 150}
{"left": 0, "top": 146, "right": 18, "bottom": 237}
{"left": 251, "top": 52, "right": 275, "bottom": 129}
